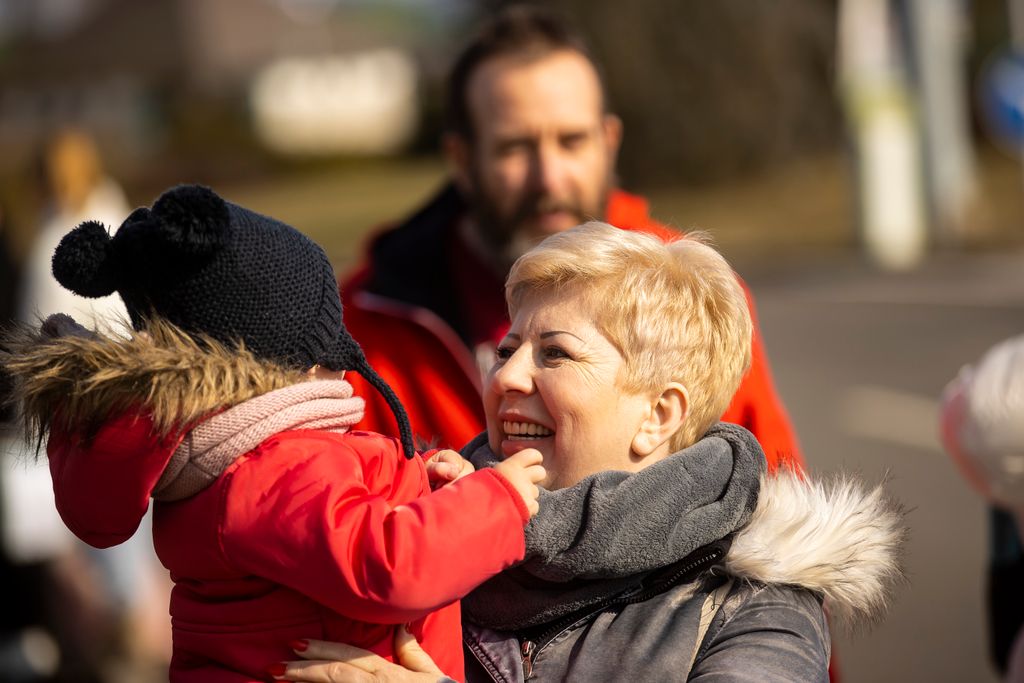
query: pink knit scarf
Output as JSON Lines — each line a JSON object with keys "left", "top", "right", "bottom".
{"left": 152, "top": 380, "right": 365, "bottom": 501}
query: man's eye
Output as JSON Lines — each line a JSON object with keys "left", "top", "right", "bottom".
{"left": 496, "top": 140, "right": 531, "bottom": 156}
{"left": 560, "top": 133, "right": 588, "bottom": 150}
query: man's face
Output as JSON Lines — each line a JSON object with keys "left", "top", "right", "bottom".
{"left": 448, "top": 49, "right": 622, "bottom": 271}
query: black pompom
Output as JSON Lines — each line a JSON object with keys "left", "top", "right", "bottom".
{"left": 150, "top": 185, "right": 230, "bottom": 257}
{"left": 52, "top": 221, "right": 118, "bottom": 297}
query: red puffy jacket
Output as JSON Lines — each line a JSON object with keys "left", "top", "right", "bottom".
{"left": 32, "top": 330, "right": 529, "bottom": 682}
{"left": 342, "top": 185, "right": 804, "bottom": 471}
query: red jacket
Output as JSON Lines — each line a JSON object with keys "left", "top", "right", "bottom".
{"left": 342, "top": 184, "right": 804, "bottom": 471}
{"left": 29, "top": 332, "right": 529, "bottom": 683}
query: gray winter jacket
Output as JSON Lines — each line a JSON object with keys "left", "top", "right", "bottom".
{"left": 461, "top": 469, "right": 904, "bottom": 682}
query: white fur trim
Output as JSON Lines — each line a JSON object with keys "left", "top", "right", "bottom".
{"left": 723, "top": 469, "right": 907, "bottom": 629}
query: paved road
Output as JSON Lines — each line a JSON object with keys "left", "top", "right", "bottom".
{"left": 743, "top": 249, "right": 1024, "bottom": 683}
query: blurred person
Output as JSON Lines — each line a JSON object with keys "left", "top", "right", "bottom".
{"left": 991, "top": 508, "right": 1024, "bottom": 675}
{"left": 2, "top": 127, "right": 170, "bottom": 681}
{"left": 941, "top": 334, "right": 1024, "bottom": 679}
{"left": 24, "top": 127, "right": 130, "bottom": 326}
{"left": 3, "top": 185, "right": 545, "bottom": 683}
{"left": 341, "top": 6, "right": 804, "bottom": 474}
{"left": 10, "top": 129, "right": 131, "bottom": 567}
{"left": 273, "top": 223, "right": 906, "bottom": 683}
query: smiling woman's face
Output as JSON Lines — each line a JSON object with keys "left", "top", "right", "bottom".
{"left": 484, "top": 288, "right": 659, "bottom": 490}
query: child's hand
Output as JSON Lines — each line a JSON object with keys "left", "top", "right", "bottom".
{"left": 494, "top": 449, "right": 546, "bottom": 517}
{"left": 424, "top": 449, "right": 474, "bottom": 489}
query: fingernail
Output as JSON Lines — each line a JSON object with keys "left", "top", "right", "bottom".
{"left": 290, "top": 639, "right": 308, "bottom": 652}
{"left": 266, "top": 662, "right": 287, "bottom": 677}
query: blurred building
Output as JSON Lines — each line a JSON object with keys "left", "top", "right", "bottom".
{"left": 0, "top": 0, "right": 456, "bottom": 177}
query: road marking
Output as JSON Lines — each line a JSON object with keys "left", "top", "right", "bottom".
{"left": 836, "top": 384, "right": 942, "bottom": 453}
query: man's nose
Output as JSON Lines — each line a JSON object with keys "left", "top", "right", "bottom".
{"left": 531, "top": 142, "right": 570, "bottom": 196}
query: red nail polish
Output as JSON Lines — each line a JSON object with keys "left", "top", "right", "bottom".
{"left": 289, "top": 639, "right": 309, "bottom": 652}
{"left": 266, "top": 662, "right": 287, "bottom": 677}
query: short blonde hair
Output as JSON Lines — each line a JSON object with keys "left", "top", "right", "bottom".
{"left": 506, "top": 221, "right": 752, "bottom": 449}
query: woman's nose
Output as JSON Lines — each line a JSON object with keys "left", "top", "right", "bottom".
{"left": 493, "top": 348, "right": 534, "bottom": 394}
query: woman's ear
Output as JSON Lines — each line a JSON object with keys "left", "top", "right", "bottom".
{"left": 631, "top": 383, "right": 689, "bottom": 457}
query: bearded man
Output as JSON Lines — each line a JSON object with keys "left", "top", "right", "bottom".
{"left": 340, "top": 6, "right": 803, "bottom": 473}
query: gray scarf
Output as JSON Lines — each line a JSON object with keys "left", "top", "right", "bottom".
{"left": 461, "top": 422, "right": 766, "bottom": 630}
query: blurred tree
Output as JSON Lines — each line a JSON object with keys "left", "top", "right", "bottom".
{"left": 491, "top": 0, "right": 842, "bottom": 187}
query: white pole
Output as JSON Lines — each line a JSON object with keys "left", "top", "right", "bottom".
{"left": 838, "top": 0, "right": 928, "bottom": 270}
{"left": 907, "top": 0, "right": 975, "bottom": 247}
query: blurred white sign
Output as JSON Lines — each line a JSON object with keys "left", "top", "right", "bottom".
{"left": 250, "top": 48, "right": 418, "bottom": 156}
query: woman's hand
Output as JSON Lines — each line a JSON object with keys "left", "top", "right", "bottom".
{"left": 424, "top": 449, "right": 475, "bottom": 489}
{"left": 272, "top": 628, "right": 448, "bottom": 682}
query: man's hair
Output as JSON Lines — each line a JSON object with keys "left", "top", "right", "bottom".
{"left": 506, "top": 222, "right": 752, "bottom": 449}
{"left": 446, "top": 5, "right": 603, "bottom": 140}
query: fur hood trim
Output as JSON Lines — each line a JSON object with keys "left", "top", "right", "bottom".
{"left": 3, "top": 317, "right": 303, "bottom": 441}
{"left": 724, "top": 469, "right": 907, "bottom": 629}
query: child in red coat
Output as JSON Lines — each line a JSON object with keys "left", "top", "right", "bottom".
{"left": 3, "top": 185, "right": 543, "bottom": 682}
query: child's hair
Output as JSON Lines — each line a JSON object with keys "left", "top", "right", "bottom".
{"left": 47, "top": 184, "right": 415, "bottom": 456}
{"left": 506, "top": 221, "right": 752, "bottom": 448}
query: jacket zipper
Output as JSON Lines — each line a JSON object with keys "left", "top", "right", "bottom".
{"left": 518, "top": 545, "right": 725, "bottom": 679}
{"left": 520, "top": 640, "right": 536, "bottom": 679}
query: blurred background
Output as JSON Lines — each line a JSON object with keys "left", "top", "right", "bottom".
{"left": 0, "top": 0, "right": 1022, "bottom": 681}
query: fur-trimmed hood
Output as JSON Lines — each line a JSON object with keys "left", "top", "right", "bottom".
{"left": 2, "top": 318, "right": 307, "bottom": 547}
{"left": 725, "top": 468, "right": 906, "bottom": 629}
{"left": 3, "top": 316, "right": 304, "bottom": 444}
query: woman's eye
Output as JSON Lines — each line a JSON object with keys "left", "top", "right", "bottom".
{"left": 495, "top": 345, "right": 515, "bottom": 361}
{"left": 543, "top": 346, "right": 570, "bottom": 361}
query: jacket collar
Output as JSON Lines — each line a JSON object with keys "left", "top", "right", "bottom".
{"left": 364, "top": 183, "right": 467, "bottom": 336}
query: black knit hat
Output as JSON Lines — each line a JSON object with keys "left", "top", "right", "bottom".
{"left": 51, "top": 184, "right": 415, "bottom": 458}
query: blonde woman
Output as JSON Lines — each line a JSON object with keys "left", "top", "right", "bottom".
{"left": 276, "top": 223, "right": 907, "bottom": 683}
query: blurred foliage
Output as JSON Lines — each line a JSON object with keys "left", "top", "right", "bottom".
{"left": 538, "top": 0, "right": 843, "bottom": 187}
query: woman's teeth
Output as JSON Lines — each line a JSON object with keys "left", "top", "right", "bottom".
{"left": 503, "top": 421, "right": 553, "bottom": 439}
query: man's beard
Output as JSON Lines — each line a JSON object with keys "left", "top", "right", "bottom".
{"left": 465, "top": 174, "right": 610, "bottom": 276}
